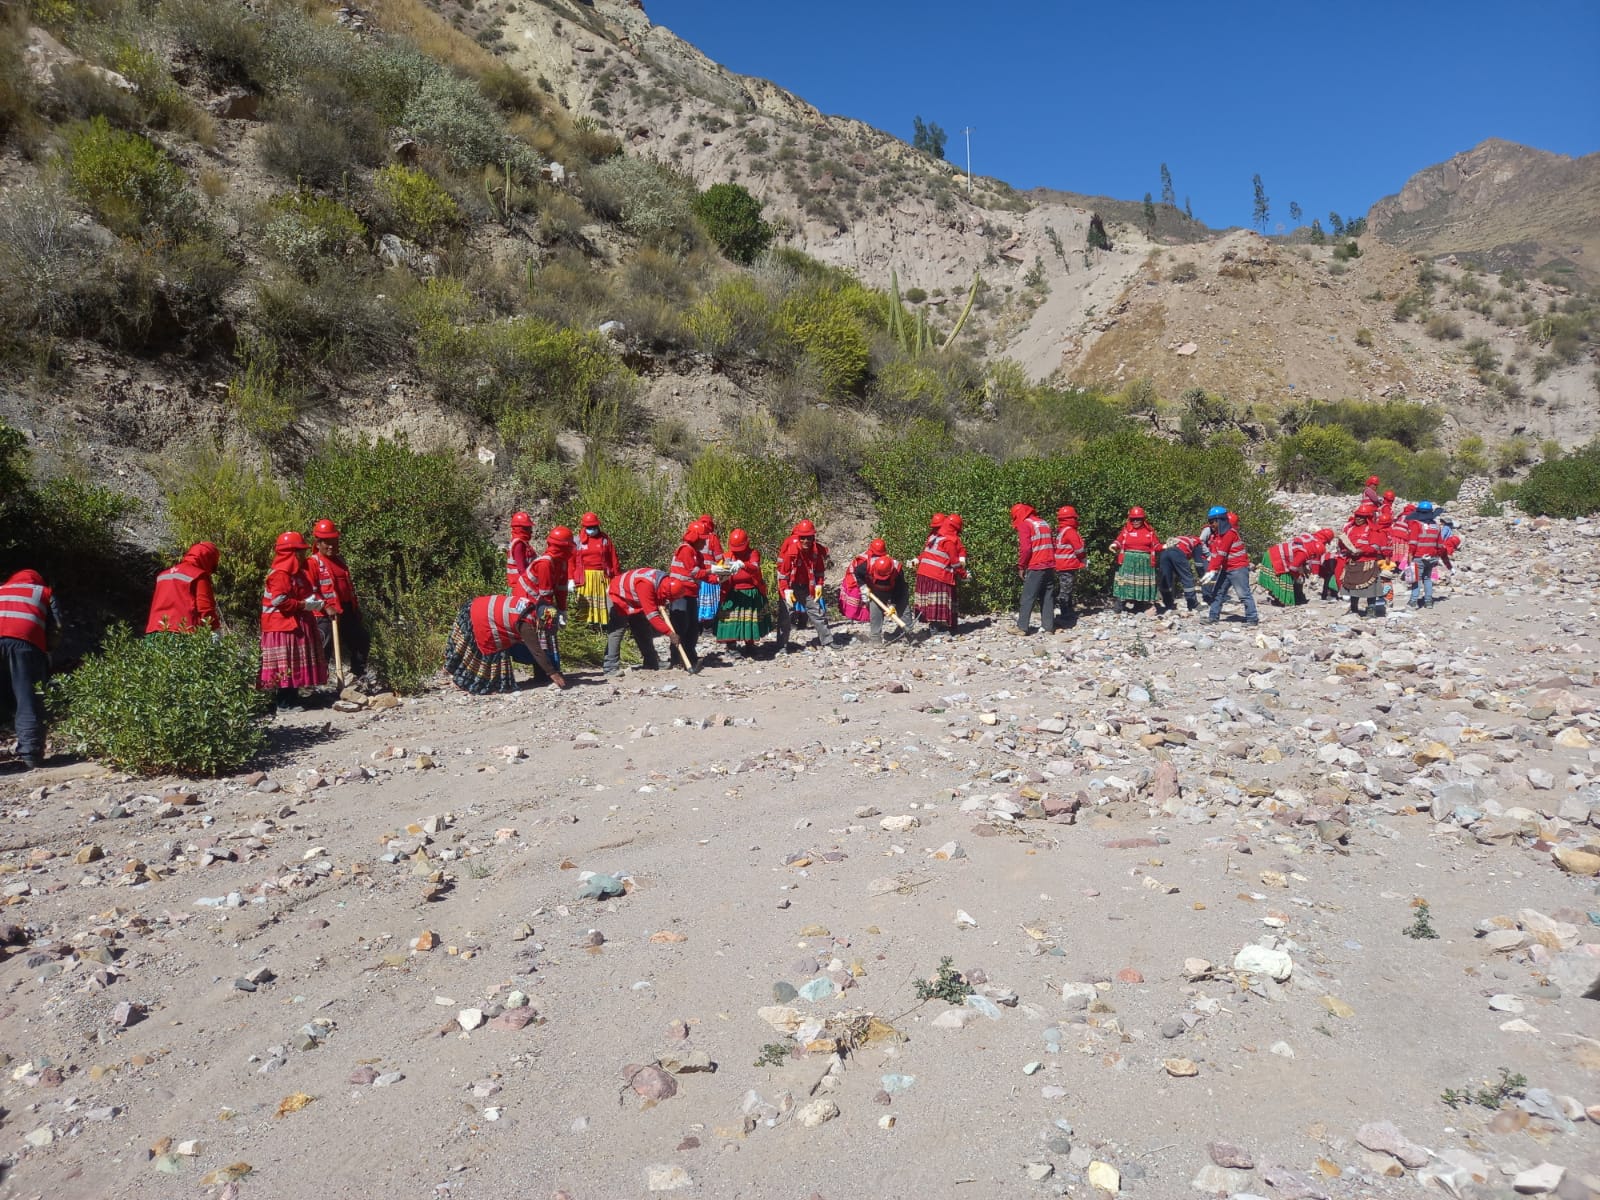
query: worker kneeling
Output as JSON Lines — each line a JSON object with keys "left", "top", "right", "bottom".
{"left": 851, "top": 540, "right": 908, "bottom": 644}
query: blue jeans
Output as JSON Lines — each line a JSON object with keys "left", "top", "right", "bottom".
{"left": 1208, "top": 567, "right": 1258, "bottom": 622}
{"left": 1, "top": 637, "right": 49, "bottom": 758}
{"left": 1409, "top": 558, "right": 1437, "bottom": 606}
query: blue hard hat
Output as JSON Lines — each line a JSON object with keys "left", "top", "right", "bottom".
{"left": 1207, "top": 506, "right": 1228, "bottom": 519}
{"left": 1417, "top": 500, "right": 1435, "bottom": 514}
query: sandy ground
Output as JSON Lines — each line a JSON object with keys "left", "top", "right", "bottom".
{"left": 2, "top": 498, "right": 1599, "bottom": 1200}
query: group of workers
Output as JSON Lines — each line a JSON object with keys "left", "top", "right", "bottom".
{"left": 1, "top": 475, "right": 1466, "bottom": 766}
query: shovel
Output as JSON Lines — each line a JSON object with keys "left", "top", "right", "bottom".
{"left": 865, "top": 589, "right": 910, "bottom": 633}
{"left": 658, "top": 607, "right": 698, "bottom": 672}
{"left": 330, "top": 613, "right": 347, "bottom": 693}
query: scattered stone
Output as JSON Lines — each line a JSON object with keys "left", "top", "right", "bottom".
{"left": 797, "top": 1098, "right": 839, "bottom": 1128}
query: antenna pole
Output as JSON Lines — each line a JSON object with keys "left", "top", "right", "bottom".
{"left": 962, "top": 126, "right": 975, "bottom": 197}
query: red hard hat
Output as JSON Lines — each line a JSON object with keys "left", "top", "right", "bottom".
{"left": 930, "top": 512, "right": 947, "bottom": 530}
{"left": 949, "top": 514, "right": 963, "bottom": 531}
{"left": 581, "top": 511, "right": 600, "bottom": 527}
{"left": 1366, "top": 475, "right": 1379, "bottom": 486}
{"left": 547, "top": 525, "right": 574, "bottom": 549}
{"left": 1128, "top": 506, "right": 1146, "bottom": 520}
{"left": 794, "top": 519, "right": 816, "bottom": 538}
{"left": 940, "top": 519, "right": 960, "bottom": 536}
{"left": 1355, "top": 502, "right": 1377, "bottom": 517}
{"left": 312, "top": 518, "right": 340, "bottom": 540}
{"left": 869, "top": 556, "right": 897, "bottom": 585}
{"left": 684, "top": 520, "right": 706, "bottom": 543}
{"left": 1057, "top": 506, "right": 1077, "bottom": 523}
{"left": 1382, "top": 490, "right": 1395, "bottom": 502}
{"left": 869, "top": 538, "right": 887, "bottom": 555}
{"left": 275, "top": 531, "right": 308, "bottom": 552}
{"left": 1318, "top": 528, "right": 1335, "bottom": 541}
{"left": 510, "top": 511, "right": 533, "bottom": 532}
{"left": 728, "top": 528, "right": 750, "bottom": 553}
{"left": 1009, "top": 503, "right": 1033, "bottom": 522}
{"left": 699, "top": 513, "right": 714, "bottom": 530}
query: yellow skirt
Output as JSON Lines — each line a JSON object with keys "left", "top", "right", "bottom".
{"left": 578, "top": 569, "right": 609, "bottom": 625}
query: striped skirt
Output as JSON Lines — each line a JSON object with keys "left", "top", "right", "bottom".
{"left": 577, "top": 570, "right": 609, "bottom": 625}
{"left": 914, "top": 576, "right": 957, "bottom": 626}
{"left": 443, "top": 602, "right": 517, "bottom": 694}
{"left": 839, "top": 577, "right": 869, "bottom": 622}
{"left": 716, "top": 587, "right": 771, "bottom": 642}
{"left": 1112, "top": 554, "right": 1159, "bottom": 602}
{"left": 1258, "top": 566, "right": 1299, "bottom": 606}
{"left": 259, "top": 621, "right": 326, "bottom": 690}
{"left": 697, "top": 580, "right": 722, "bottom": 621}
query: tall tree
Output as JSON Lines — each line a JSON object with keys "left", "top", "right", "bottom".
{"left": 1328, "top": 211, "right": 1345, "bottom": 237}
{"left": 1159, "top": 163, "right": 1176, "bottom": 208}
{"left": 1184, "top": 196, "right": 1193, "bottom": 221}
{"left": 1251, "top": 174, "right": 1269, "bottom": 232}
{"left": 1288, "top": 200, "right": 1302, "bottom": 225}
{"left": 1309, "top": 218, "right": 1325, "bottom": 244}
{"left": 911, "top": 116, "right": 947, "bottom": 160}
{"left": 1142, "top": 192, "right": 1157, "bottom": 232}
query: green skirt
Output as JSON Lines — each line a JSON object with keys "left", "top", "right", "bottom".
{"left": 1258, "top": 566, "right": 1299, "bottom": 606}
{"left": 1112, "top": 554, "right": 1158, "bottom": 602}
{"left": 716, "top": 587, "right": 771, "bottom": 642}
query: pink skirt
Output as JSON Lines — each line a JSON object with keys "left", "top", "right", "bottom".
{"left": 260, "top": 622, "right": 327, "bottom": 689}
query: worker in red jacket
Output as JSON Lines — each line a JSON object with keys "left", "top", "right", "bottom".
{"left": 1405, "top": 501, "right": 1445, "bottom": 608}
{"left": 444, "top": 592, "right": 564, "bottom": 693}
{"left": 604, "top": 566, "right": 681, "bottom": 673}
{"left": 851, "top": 538, "right": 908, "bottom": 644}
{"left": 1361, "top": 475, "right": 1381, "bottom": 507}
{"left": 146, "top": 542, "right": 222, "bottom": 634}
{"left": 306, "top": 519, "right": 369, "bottom": 681}
{"left": 258, "top": 531, "right": 327, "bottom": 712}
{"left": 570, "top": 511, "right": 621, "bottom": 626}
{"left": 914, "top": 517, "right": 966, "bottom": 633}
{"left": 1009, "top": 503, "right": 1057, "bottom": 635}
{"left": 664, "top": 521, "right": 721, "bottom": 669}
{"left": 1202, "top": 505, "right": 1258, "bottom": 625}
{"left": 1110, "top": 507, "right": 1163, "bottom": 613}
{"left": 1053, "top": 506, "right": 1086, "bottom": 629}
{"left": 1337, "top": 504, "right": 1388, "bottom": 618}
{"left": 1, "top": 568, "right": 62, "bottom": 769}
{"left": 511, "top": 526, "right": 575, "bottom": 679}
{"left": 777, "top": 518, "right": 833, "bottom": 652}
{"left": 506, "top": 512, "right": 535, "bottom": 593}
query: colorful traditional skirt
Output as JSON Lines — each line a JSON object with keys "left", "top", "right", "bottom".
{"left": 914, "top": 576, "right": 957, "bottom": 626}
{"left": 443, "top": 602, "right": 517, "bottom": 694}
{"left": 697, "top": 580, "right": 722, "bottom": 621}
{"left": 577, "top": 569, "right": 609, "bottom": 625}
{"left": 259, "top": 620, "right": 326, "bottom": 689}
{"left": 1258, "top": 566, "right": 1300, "bottom": 606}
{"left": 839, "top": 575, "right": 869, "bottom": 622}
{"left": 1112, "top": 554, "right": 1159, "bottom": 602}
{"left": 716, "top": 587, "right": 771, "bottom": 642}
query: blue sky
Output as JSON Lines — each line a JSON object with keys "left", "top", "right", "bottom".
{"left": 645, "top": 0, "right": 1600, "bottom": 230}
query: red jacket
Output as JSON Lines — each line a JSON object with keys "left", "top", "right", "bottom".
{"left": 702, "top": 531, "right": 724, "bottom": 561}
{"left": 260, "top": 552, "right": 316, "bottom": 634}
{"left": 916, "top": 533, "right": 963, "bottom": 584}
{"left": 1014, "top": 513, "right": 1055, "bottom": 572}
{"left": 306, "top": 550, "right": 357, "bottom": 616}
{"left": 608, "top": 568, "right": 673, "bottom": 634}
{"left": 1113, "top": 522, "right": 1162, "bottom": 565}
{"left": 470, "top": 594, "right": 527, "bottom": 655}
{"left": 570, "top": 531, "right": 620, "bottom": 581}
{"left": 854, "top": 554, "right": 903, "bottom": 594}
{"left": 506, "top": 535, "right": 533, "bottom": 592}
{"left": 1206, "top": 528, "right": 1250, "bottom": 572}
{"left": 665, "top": 541, "right": 713, "bottom": 602}
{"left": 1408, "top": 520, "right": 1444, "bottom": 559}
{"left": 1340, "top": 522, "right": 1384, "bottom": 561}
{"left": 0, "top": 570, "right": 55, "bottom": 651}
{"left": 778, "top": 540, "right": 827, "bottom": 594}
{"left": 724, "top": 551, "right": 766, "bottom": 595}
{"left": 146, "top": 543, "right": 220, "bottom": 633}
{"left": 1054, "top": 525, "right": 1085, "bottom": 571}
{"left": 515, "top": 551, "right": 571, "bottom": 613}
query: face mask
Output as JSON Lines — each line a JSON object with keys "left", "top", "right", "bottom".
{"left": 584, "top": 527, "right": 599, "bottom": 536}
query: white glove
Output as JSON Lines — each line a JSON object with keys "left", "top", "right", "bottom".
{"left": 568, "top": 579, "right": 577, "bottom": 591}
{"left": 557, "top": 613, "right": 567, "bottom": 628}
{"left": 783, "top": 589, "right": 796, "bottom": 606}
{"left": 812, "top": 585, "right": 822, "bottom": 600}
{"left": 303, "top": 598, "right": 326, "bottom": 612}
{"left": 1201, "top": 571, "right": 1218, "bottom": 586}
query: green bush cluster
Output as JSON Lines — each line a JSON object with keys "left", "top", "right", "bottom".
{"left": 373, "top": 164, "right": 461, "bottom": 244}
{"left": 1274, "top": 399, "right": 1459, "bottom": 499}
{"left": 1516, "top": 440, "right": 1600, "bottom": 518}
{"left": 691, "top": 182, "right": 773, "bottom": 265}
{"left": 53, "top": 626, "right": 267, "bottom": 775}
{"left": 682, "top": 447, "right": 817, "bottom": 567}
{"left": 585, "top": 156, "right": 699, "bottom": 252}
{"left": 263, "top": 190, "right": 366, "bottom": 278}
{"left": 61, "top": 116, "right": 196, "bottom": 237}
{"left": 863, "top": 427, "right": 1284, "bottom": 611}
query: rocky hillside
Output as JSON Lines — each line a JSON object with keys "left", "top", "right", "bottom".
{"left": 1367, "top": 139, "right": 1600, "bottom": 284}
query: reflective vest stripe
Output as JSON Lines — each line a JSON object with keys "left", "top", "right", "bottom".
{"left": 667, "top": 547, "right": 698, "bottom": 588}
{"left": 505, "top": 538, "right": 529, "bottom": 590}
{"left": 617, "top": 569, "right": 664, "bottom": 609}
{"left": 158, "top": 569, "right": 198, "bottom": 586}
{"left": 1023, "top": 516, "right": 1052, "bottom": 564}
{"left": 1412, "top": 523, "right": 1442, "bottom": 557}
{"left": 0, "top": 587, "right": 46, "bottom": 628}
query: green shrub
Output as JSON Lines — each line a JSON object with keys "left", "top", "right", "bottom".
{"left": 686, "top": 276, "right": 781, "bottom": 359}
{"left": 0, "top": 184, "right": 91, "bottom": 342}
{"left": 1453, "top": 433, "right": 1489, "bottom": 475}
{"left": 1425, "top": 313, "right": 1463, "bottom": 340}
{"left": 0, "top": 11, "right": 38, "bottom": 147}
{"left": 263, "top": 190, "right": 366, "bottom": 278}
{"left": 1516, "top": 440, "right": 1600, "bottom": 518}
{"left": 54, "top": 626, "right": 267, "bottom": 773}
{"left": 1168, "top": 260, "right": 1198, "bottom": 283}
{"left": 691, "top": 181, "right": 773, "bottom": 264}
{"left": 1288, "top": 398, "right": 1441, "bottom": 451}
{"left": 1360, "top": 440, "right": 1459, "bottom": 502}
{"left": 252, "top": 267, "right": 402, "bottom": 370}
{"left": 565, "top": 453, "right": 679, "bottom": 573}
{"left": 585, "top": 155, "right": 699, "bottom": 251}
{"left": 400, "top": 68, "right": 507, "bottom": 169}
{"left": 1393, "top": 291, "right": 1427, "bottom": 322}
{"left": 779, "top": 288, "right": 869, "bottom": 396}
{"left": 61, "top": 116, "right": 196, "bottom": 237}
{"left": 54, "top": 626, "right": 267, "bottom": 775}
{"left": 258, "top": 100, "right": 384, "bottom": 189}
{"left": 682, "top": 447, "right": 817, "bottom": 564}
{"left": 160, "top": 0, "right": 268, "bottom": 87}
{"left": 227, "top": 335, "right": 304, "bottom": 439}
{"left": 1273, "top": 424, "right": 1361, "bottom": 491}
{"left": 372, "top": 164, "right": 461, "bottom": 244}
{"left": 789, "top": 407, "right": 863, "bottom": 488}
{"left": 1463, "top": 337, "right": 1498, "bottom": 373}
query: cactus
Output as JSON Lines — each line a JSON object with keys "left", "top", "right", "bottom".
{"left": 940, "top": 271, "right": 980, "bottom": 352}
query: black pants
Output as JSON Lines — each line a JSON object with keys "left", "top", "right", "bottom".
{"left": 1, "top": 637, "right": 49, "bottom": 759}
{"left": 863, "top": 579, "right": 909, "bottom": 641}
{"left": 317, "top": 611, "right": 370, "bottom": 677}
{"left": 1018, "top": 568, "right": 1057, "bottom": 632}
{"left": 1056, "top": 570, "right": 1079, "bottom": 626}
{"left": 668, "top": 600, "right": 699, "bottom": 669}
{"left": 1158, "top": 549, "right": 1198, "bottom": 610}
{"left": 604, "top": 608, "right": 661, "bottom": 672}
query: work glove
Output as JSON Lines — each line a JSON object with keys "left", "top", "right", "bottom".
{"left": 1200, "top": 571, "right": 1218, "bottom": 587}
{"left": 557, "top": 614, "right": 567, "bottom": 629}
{"left": 812, "top": 585, "right": 822, "bottom": 600}
{"left": 783, "top": 589, "right": 796, "bottom": 606}
{"left": 303, "top": 598, "right": 325, "bottom": 612}
{"left": 568, "top": 579, "right": 577, "bottom": 591}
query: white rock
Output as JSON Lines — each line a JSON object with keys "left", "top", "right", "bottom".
{"left": 1513, "top": 1162, "right": 1564, "bottom": 1194}
{"left": 457, "top": 1008, "right": 484, "bottom": 1032}
{"left": 1232, "top": 945, "right": 1294, "bottom": 981}
{"left": 797, "top": 1098, "right": 839, "bottom": 1128}
{"left": 879, "top": 815, "right": 920, "bottom": 832}
{"left": 646, "top": 1164, "right": 694, "bottom": 1191}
